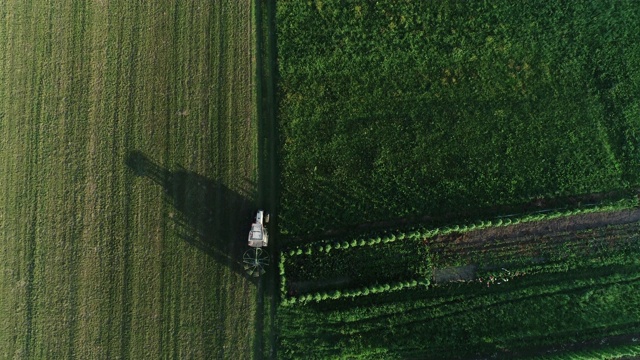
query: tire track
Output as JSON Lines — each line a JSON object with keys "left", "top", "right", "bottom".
{"left": 23, "top": 7, "right": 45, "bottom": 351}
{"left": 118, "top": 2, "right": 140, "bottom": 357}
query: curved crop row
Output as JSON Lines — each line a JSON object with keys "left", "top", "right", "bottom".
{"left": 284, "top": 197, "right": 637, "bottom": 258}
{"left": 281, "top": 279, "right": 429, "bottom": 306}
{"left": 279, "top": 197, "right": 637, "bottom": 305}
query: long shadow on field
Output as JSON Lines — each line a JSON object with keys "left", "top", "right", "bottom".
{"left": 126, "top": 150, "right": 257, "bottom": 282}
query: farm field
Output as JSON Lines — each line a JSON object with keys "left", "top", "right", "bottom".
{"left": 279, "top": 266, "right": 640, "bottom": 359}
{"left": 276, "top": 0, "right": 640, "bottom": 237}
{"left": 274, "top": 0, "right": 640, "bottom": 359}
{"left": 279, "top": 202, "right": 637, "bottom": 298}
{"left": 278, "top": 216, "right": 640, "bottom": 359}
{"left": 0, "top": 0, "right": 258, "bottom": 358}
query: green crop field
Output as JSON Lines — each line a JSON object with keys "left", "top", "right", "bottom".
{"left": 277, "top": 0, "right": 640, "bottom": 237}
{"left": 274, "top": 0, "right": 640, "bottom": 359}
{"left": 278, "top": 221, "right": 640, "bottom": 359}
{"left": 279, "top": 264, "right": 640, "bottom": 359}
{"left": 0, "top": 0, "right": 258, "bottom": 358}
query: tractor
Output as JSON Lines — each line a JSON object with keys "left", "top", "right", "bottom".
{"left": 243, "top": 210, "right": 270, "bottom": 277}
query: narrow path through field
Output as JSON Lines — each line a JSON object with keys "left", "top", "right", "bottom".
{"left": 433, "top": 206, "right": 640, "bottom": 249}
{"left": 295, "top": 191, "right": 637, "bottom": 244}
{"left": 429, "top": 206, "right": 640, "bottom": 284}
{"left": 254, "top": 0, "right": 280, "bottom": 358}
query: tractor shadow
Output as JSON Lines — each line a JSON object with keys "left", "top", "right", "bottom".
{"left": 126, "top": 150, "right": 258, "bottom": 282}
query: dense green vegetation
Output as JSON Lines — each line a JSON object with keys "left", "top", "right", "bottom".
{"left": 0, "top": 1, "right": 257, "bottom": 358}
{"left": 276, "top": 2, "right": 640, "bottom": 356}
{"left": 277, "top": 221, "right": 640, "bottom": 359}
{"left": 278, "top": 198, "right": 636, "bottom": 303}
{"left": 278, "top": 198, "right": 636, "bottom": 305}
{"left": 281, "top": 233, "right": 430, "bottom": 303}
{"left": 280, "top": 271, "right": 640, "bottom": 359}
{"left": 277, "top": 0, "right": 640, "bottom": 236}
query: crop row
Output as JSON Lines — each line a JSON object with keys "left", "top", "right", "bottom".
{"left": 284, "top": 197, "right": 637, "bottom": 258}
{"left": 280, "top": 235, "right": 431, "bottom": 304}
{"left": 281, "top": 279, "right": 429, "bottom": 306}
{"left": 279, "top": 197, "right": 637, "bottom": 304}
{"left": 278, "top": 253, "right": 640, "bottom": 358}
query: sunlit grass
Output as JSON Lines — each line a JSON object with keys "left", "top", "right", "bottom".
{"left": 0, "top": 0, "right": 257, "bottom": 358}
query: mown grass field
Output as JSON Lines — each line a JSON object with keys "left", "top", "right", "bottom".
{"left": 277, "top": 0, "right": 640, "bottom": 236}
{"left": 0, "top": 1, "right": 257, "bottom": 358}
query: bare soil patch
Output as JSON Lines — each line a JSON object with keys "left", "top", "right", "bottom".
{"left": 433, "top": 265, "right": 477, "bottom": 283}
{"left": 428, "top": 207, "right": 640, "bottom": 283}
{"left": 430, "top": 207, "right": 640, "bottom": 251}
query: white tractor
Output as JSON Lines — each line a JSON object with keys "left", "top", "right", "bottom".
{"left": 244, "top": 210, "right": 270, "bottom": 276}
{"left": 247, "top": 210, "right": 269, "bottom": 247}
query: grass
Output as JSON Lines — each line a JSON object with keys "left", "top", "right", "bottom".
{"left": 0, "top": 0, "right": 257, "bottom": 358}
{"left": 276, "top": 0, "right": 640, "bottom": 236}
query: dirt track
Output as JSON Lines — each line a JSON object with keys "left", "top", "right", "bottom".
{"left": 467, "top": 207, "right": 640, "bottom": 243}
{"left": 430, "top": 207, "right": 640, "bottom": 283}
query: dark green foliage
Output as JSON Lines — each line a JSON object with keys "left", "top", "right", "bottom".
{"left": 276, "top": 0, "right": 640, "bottom": 357}
{"left": 283, "top": 235, "right": 431, "bottom": 301}
{"left": 278, "top": 249, "right": 640, "bottom": 359}
{"left": 541, "top": 344, "right": 640, "bottom": 360}
{"left": 278, "top": 216, "right": 640, "bottom": 357}
{"left": 277, "top": 0, "right": 640, "bottom": 236}
{"left": 280, "top": 197, "right": 635, "bottom": 303}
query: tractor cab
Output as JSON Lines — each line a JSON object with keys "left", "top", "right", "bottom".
{"left": 248, "top": 210, "right": 269, "bottom": 248}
